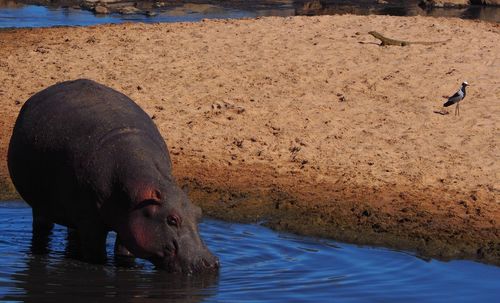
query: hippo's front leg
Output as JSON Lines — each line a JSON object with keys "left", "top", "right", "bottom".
{"left": 114, "top": 235, "right": 136, "bottom": 267}
{"left": 31, "top": 208, "right": 54, "bottom": 255}
{"left": 114, "top": 235, "right": 135, "bottom": 258}
{"left": 76, "top": 219, "right": 108, "bottom": 263}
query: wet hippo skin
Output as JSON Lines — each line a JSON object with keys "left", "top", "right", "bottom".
{"left": 8, "top": 79, "right": 219, "bottom": 274}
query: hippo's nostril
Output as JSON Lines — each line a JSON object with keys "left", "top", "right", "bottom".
{"left": 201, "top": 256, "right": 220, "bottom": 269}
{"left": 163, "top": 239, "right": 179, "bottom": 258}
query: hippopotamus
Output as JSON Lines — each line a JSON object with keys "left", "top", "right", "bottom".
{"left": 7, "top": 79, "right": 219, "bottom": 273}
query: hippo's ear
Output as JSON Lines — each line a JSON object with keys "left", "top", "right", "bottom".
{"left": 181, "top": 183, "right": 190, "bottom": 195}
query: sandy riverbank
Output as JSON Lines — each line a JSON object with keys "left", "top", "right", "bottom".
{"left": 0, "top": 15, "right": 498, "bottom": 264}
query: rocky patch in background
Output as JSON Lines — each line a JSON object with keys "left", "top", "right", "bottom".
{"left": 420, "top": 0, "right": 500, "bottom": 8}
{"left": 4, "top": 0, "right": 500, "bottom": 17}
{"left": 3, "top": 0, "right": 288, "bottom": 16}
{"left": 11, "top": 0, "right": 165, "bottom": 15}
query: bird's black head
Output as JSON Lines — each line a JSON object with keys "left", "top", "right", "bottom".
{"left": 462, "top": 81, "right": 469, "bottom": 87}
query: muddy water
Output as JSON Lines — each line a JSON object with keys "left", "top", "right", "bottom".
{"left": 1, "top": 201, "right": 499, "bottom": 302}
{"left": 0, "top": 0, "right": 499, "bottom": 28}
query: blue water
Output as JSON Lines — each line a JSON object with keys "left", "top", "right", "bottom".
{"left": 1, "top": 201, "right": 499, "bottom": 302}
{"left": 0, "top": 5, "right": 259, "bottom": 28}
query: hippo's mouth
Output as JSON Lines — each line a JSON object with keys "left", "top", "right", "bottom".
{"left": 152, "top": 259, "right": 219, "bottom": 274}
{"left": 148, "top": 240, "right": 182, "bottom": 272}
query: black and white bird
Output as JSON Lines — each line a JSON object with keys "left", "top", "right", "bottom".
{"left": 443, "top": 81, "right": 469, "bottom": 116}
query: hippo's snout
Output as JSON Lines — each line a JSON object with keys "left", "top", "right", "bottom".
{"left": 187, "top": 255, "right": 220, "bottom": 274}
{"left": 199, "top": 254, "right": 220, "bottom": 271}
{"left": 146, "top": 236, "right": 219, "bottom": 274}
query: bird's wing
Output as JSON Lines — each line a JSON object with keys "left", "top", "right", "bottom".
{"left": 448, "top": 90, "right": 461, "bottom": 99}
{"left": 443, "top": 90, "right": 463, "bottom": 107}
{"left": 443, "top": 99, "right": 456, "bottom": 107}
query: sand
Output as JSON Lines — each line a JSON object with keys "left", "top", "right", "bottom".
{"left": 0, "top": 15, "right": 498, "bottom": 264}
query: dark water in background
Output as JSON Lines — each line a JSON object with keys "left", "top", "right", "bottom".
{"left": 0, "top": 0, "right": 499, "bottom": 28}
{"left": 1, "top": 201, "right": 499, "bottom": 302}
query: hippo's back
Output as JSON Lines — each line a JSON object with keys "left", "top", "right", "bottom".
{"left": 12, "top": 79, "right": 158, "bottom": 146}
{"left": 8, "top": 79, "right": 166, "bottom": 210}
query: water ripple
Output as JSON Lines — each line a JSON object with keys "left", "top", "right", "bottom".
{"left": 1, "top": 201, "right": 499, "bottom": 302}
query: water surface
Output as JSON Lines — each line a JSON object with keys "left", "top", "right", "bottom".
{"left": 0, "top": 3, "right": 256, "bottom": 28}
{"left": 1, "top": 201, "right": 499, "bottom": 302}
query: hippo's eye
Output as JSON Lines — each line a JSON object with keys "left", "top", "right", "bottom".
{"left": 167, "top": 215, "right": 181, "bottom": 227}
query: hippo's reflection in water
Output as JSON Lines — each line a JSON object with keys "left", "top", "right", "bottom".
{"left": 5, "top": 229, "right": 218, "bottom": 303}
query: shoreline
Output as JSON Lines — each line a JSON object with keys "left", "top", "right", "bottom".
{"left": 0, "top": 15, "right": 498, "bottom": 265}
{"left": 2, "top": 0, "right": 500, "bottom": 25}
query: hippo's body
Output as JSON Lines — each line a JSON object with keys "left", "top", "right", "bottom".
{"left": 8, "top": 79, "right": 218, "bottom": 273}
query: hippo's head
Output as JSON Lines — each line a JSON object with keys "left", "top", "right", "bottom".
{"left": 103, "top": 181, "right": 219, "bottom": 274}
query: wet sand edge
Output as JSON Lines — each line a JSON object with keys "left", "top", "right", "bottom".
{"left": 172, "top": 160, "right": 499, "bottom": 266}
{"left": 2, "top": 163, "right": 498, "bottom": 265}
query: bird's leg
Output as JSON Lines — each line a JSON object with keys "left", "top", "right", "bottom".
{"left": 457, "top": 103, "right": 460, "bottom": 116}
{"left": 455, "top": 103, "right": 458, "bottom": 116}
